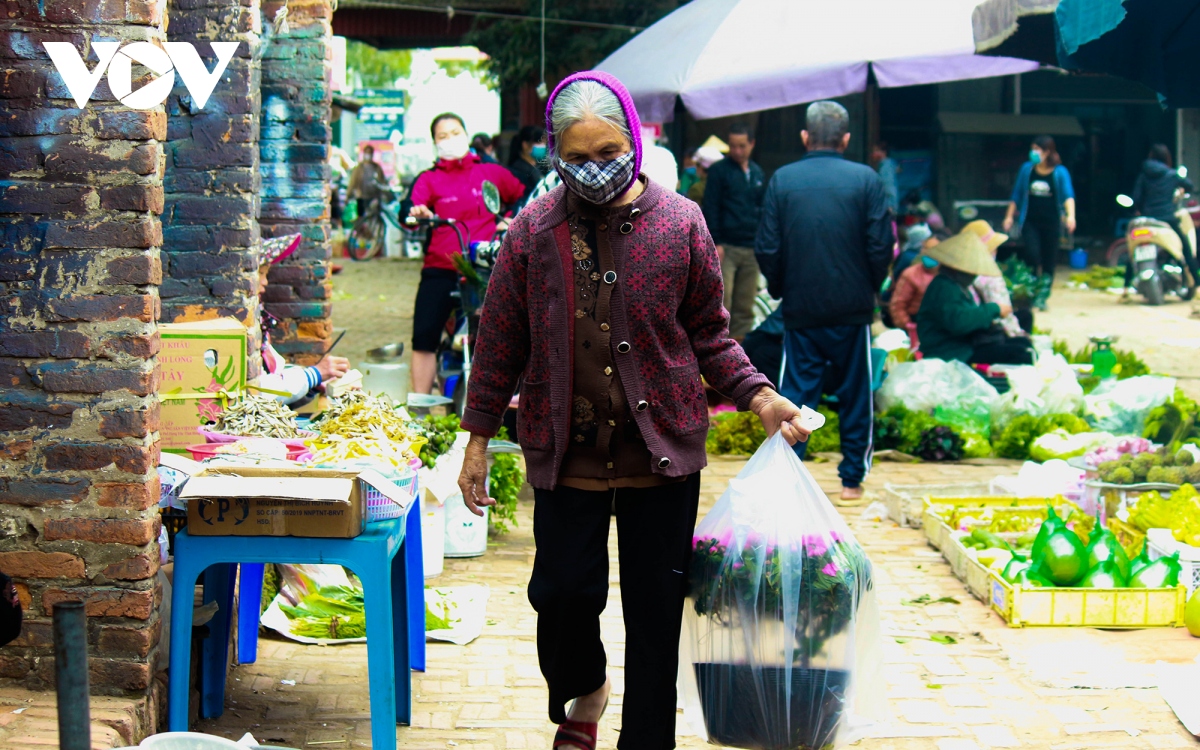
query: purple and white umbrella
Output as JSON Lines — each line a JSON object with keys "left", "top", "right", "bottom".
{"left": 597, "top": 0, "right": 1042, "bottom": 121}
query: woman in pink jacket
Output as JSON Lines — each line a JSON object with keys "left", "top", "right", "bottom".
{"left": 454, "top": 71, "right": 810, "bottom": 749}
{"left": 408, "top": 112, "right": 525, "bottom": 394}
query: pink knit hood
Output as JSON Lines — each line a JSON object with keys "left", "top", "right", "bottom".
{"left": 545, "top": 70, "right": 644, "bottom": 185}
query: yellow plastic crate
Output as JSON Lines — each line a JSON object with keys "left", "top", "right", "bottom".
{"left": 922, "top": 496, "right": 1065, "bottom": 551}
{"left": 1108, "top": 517, "right": 1146, "bottom": 558}
{"left": 883, "top": 482, "right": 993, "bottom": 529}
{"left": 942, "top": 528, "right": 1021, "bottom": 603}
{"left": 989, "top": 571, "right": 1185, "bottom": 628}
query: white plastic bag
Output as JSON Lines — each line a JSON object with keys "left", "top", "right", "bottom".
{"left": 681, "top": 433, "right": 886, "bottom": 749}
{"left": 876, "top": 358, "right": 997, "bottom": 414}
{"left": 991, "top": 354, "right": 1084, "bottom": 430}
{"left": 1084, "top": 375, "right": 1176, "bottom": 436}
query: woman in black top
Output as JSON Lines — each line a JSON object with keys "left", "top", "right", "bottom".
{"left": 506, "top": 125, "right": 548, "bottom": 208}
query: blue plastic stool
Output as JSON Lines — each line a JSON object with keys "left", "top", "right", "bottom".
{"left": 168, "top": 506, "right": 424, "bottom": 750}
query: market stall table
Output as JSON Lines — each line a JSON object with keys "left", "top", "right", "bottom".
{"left": 167, "top": 508, "right": 423, "bottom": 750}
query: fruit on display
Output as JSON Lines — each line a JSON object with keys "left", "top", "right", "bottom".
{"left": 1034, "top": 527, "right": 1087, "bottom": 586}
{"left": 1086, "top": 437, "right": 1154, "bottom": 467}
{"left": 1185, "top": 589, "right": 1200, "bottom": 637}
{"left": 1031, "top": 506, "right": 1066, "bottom": 561}
{"left": 1077, "top": 560, "right": 1127, "bottom": 588}
{"left": 1128, "top": 545, "right": 1154, "bottom": 578}
{"left": 1084, "top": 523, "right": 1131, "bottom": 580}
{"left": 1127, "top": 483, "right": 1200, "bottom": 545}
{"left": 1001, "top": 554, "right": 1031, "bottom": 583}
{"left": 1127, "top": 552, "right": 1182, "bottom": 588}
{"left": 1098, "top": 446, "right": 1200, "bottom": 485}
{"left": 1012, "top": 568, "right": 1054, "bottom": 587}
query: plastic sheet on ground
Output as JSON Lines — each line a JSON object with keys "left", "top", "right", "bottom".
{"left": 259, "top": 564, "right": 490, "bottom": 647}
{"left": 1084, "top": 375, "right": 1177, "bottom": 436}
{"left": 681, "top": 433, "right": 887, "bottom": 749}
{"left": 991, "top": 459, "right": 1086, "bottom": 499}
{"left": 876, "top": 358, "right": 998, "bottom": 415}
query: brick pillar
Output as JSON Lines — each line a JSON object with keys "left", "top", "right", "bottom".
{"left": 163, "top": 0, "right": 263, "bottom": 376}
{"left": 0, "top": 3, "right": 166, "bottom": 694}
{"left": 258, "top": 0, "right": 333, "bottom": 364}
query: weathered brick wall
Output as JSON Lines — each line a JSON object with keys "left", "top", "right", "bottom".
{"left": 163, "top": 0, "right": 263, "bottom": 377}
{"left": 259, "top": 0, "right": 334, "bottom": 364}
{"left": 0, "top": 1, "right": 167, "bottom": 695}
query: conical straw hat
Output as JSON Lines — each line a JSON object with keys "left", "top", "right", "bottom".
{"left": 922, "top": 232, "right": 1002, "bottom": 277}
{"left": 960, "top": 219, "right": 1009, "bottom": 253}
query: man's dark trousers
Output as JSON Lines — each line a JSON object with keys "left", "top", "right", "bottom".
{"left": 780, "top": 325, "right": 873, "bottom": 488}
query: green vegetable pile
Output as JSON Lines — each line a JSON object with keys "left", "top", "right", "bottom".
{"left": 488, "top": 427, "right": 524, "bottom": 534}
{"left": 873, "top": 404, "right": 989, "bottom": 460}
{"left": 1097, "top": 445, "right": 1200, "bottom": 486}
{"left": 1052, "top": 339, "right": 1150, "bottom": 393}
{"left": 705, "top": 411, "right": 766, "bottom": 455}
{"left": 705, "top": 406, "right": 840, "bottom": 456}
{"left": 915, "top": 425, "right": 964, "bottom": 462}
{"left": 991, "top": 413, "right": 1089, "bottom": 460}
{"left": 1003, "top": 257, "right": 1037, "bottom": 306}
{"left": 1068, "top": 265, "right": 1124, "bottom": 290}
{"left": 1144, "top": 389, "right": 1200, "bottom": 453}
{"left": 280, "top": 585, "right": 366, "bottom": 640}
{"left": 417, "top": 414, "right": 461, "bottom": 468}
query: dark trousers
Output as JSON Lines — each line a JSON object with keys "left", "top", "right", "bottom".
{"left": 968, "top": 338, "right": 1035, "bottom": 365}
{"left": 529, "top": 475, "right": 701, "bottom": 749}
{"left": 1021, "top": 218, "right": 1061, "bottom": 276}
{"left": 780, "top": 325, "right": 873, "bottom": 487}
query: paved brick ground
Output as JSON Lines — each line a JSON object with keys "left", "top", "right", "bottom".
{"left": 182, "top": 457, "right": 1198, "bottom": 749}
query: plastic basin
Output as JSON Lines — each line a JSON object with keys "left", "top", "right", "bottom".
{"left": 139, "top": 733, "right": 242, "bottom": 749}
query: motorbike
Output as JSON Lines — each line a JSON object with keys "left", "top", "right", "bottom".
{"left": 1107, "top": 180, "right": 1199, "bottom": 304}
{"left": 405, "top": 180, "right": 506, "bottom": 416}
{"left": 1111, "top": 188, "right": 1198, "bottom": 305}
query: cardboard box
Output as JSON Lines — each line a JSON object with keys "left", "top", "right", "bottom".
{"left": 179, "top": 464, "right": 413, "bottom": 538}
{"left": 159, "top": 318, "right": 248, "bottom": 453}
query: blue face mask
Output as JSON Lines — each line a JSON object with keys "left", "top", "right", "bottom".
{"left": 921, "top": 256, "right": 939, "bottom": 270}
{"left": 532, "top": 144, "right": 547, "bottom": 161}
{"left": 1029, "top": 149, "right": 1042, "bottom": 164}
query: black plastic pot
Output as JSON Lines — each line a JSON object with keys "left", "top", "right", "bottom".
{"left": 694, "top": 663, "right": 849, "bottom": 750}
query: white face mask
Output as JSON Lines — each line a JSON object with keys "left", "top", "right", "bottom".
{"left": 436, "top": 133, "right": 470, "bottom": 161}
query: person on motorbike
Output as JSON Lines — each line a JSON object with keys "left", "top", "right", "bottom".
{"left": 347, "top": 144, "right": 386, "bottom": 219}
{"left": 1124, "top": 143, "right": 1198, "bottom": 297}
{"left": 408, "top": 112, "right": 525, "bottom": 395}
{"left": 1002, "top": 135, "right": 1076, "bottom": 311}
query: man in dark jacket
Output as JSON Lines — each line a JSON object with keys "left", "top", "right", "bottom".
{"left": 1130, "top": 144, "right": 1198, "bottom": 291}
{"left": 702, "top": 123, "right": 766, "bottom": 340}
{"left": 755, "top": 101, "right": 895, "bottom": 502}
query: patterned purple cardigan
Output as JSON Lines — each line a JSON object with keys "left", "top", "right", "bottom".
{"left": 460, "top": 179, "right": 772, "bottom": 490}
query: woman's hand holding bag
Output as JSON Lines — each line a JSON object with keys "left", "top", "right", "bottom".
{"left": 749, "top": 387, "right": 812, "bottom": 445}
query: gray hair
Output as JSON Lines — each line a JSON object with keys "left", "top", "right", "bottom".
{"left": 805, "top": 100, "right": 849, "bottom": 150}
{"left": 549, "top": 80, "right": 631, "bottom": 160}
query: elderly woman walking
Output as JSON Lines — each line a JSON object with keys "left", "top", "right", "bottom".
{"left": 456, "top": 71, "right": 809, "bottom": 749}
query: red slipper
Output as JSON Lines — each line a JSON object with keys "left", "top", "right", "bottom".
{"left": 553, "top": 719, "right": 598, "bottom": 750}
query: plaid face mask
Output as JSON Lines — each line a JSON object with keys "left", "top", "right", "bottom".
{"left": 556, "top": 152, "right": 636, "bottom": 205}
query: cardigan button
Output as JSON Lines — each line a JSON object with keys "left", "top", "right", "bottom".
{"left": 635, "top": 400, "right": 648, "bottom": 412}
{"left": 619, "top": 222, "right": 633, "bottom": 234}
{"left": 603, "top": 270, "right": 617, "bottom": 284}
{"left": 616, "top": 341, "right": 631, "bottom": 353}
{"left": 658, "top": 457, "right": 671, "bottom": 469}
{"left": 630, "top": 207, "right": 642, "bottom": 218}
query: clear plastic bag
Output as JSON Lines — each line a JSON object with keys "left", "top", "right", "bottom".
{"left": 876, "top": 358, "right": 997, "bottom": 414}
{"left": 681, "top": 433, "right": 887, "bottom": 749}
{"left": 1084, "top": 375, "right": 1177, "bottom": 436}
{"left": 991, "top": 354, "right": 1084, "bottom": 430}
